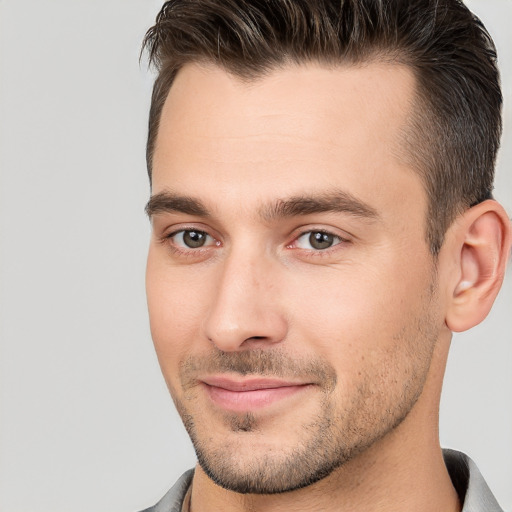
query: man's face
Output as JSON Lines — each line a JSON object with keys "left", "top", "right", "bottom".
{"left": 146, "top": 62, "right": 445, "bottom": 493}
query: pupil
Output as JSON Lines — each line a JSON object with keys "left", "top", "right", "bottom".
{"left": 184, "top": 231, "right": 206, "bottom": 248}
{"left": 309, "top": 232, "right": 333, "bottom": 250}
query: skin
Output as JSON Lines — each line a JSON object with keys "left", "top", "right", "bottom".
{"left": 146, "top": 62, "right": 511, "bottom": 512}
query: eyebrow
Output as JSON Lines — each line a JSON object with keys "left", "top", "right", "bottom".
{"left": 260, "top": 191, "right": 379, "bottom": 221}
{"left": 145, "top": 189, "right": 379, "bottom": 221}
{"left": 145, "top": 192, "right": 210, "bottom": 218}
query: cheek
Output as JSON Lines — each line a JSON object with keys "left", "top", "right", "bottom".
{"left": 289, "top": 265, "right": 393, "bottom": 334}
{"left": 146, "top": 252, "right": 212, "bottom": 375}
{"left": 287, "top": 256, "right": 434, "bottom": 364}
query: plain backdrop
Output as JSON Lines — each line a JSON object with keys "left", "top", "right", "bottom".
{"left": 0, "top": 1, "right": 511, "bottom": 511}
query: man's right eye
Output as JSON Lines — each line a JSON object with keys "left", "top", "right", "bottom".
{"left": 167, "top": 229, "right": 218, "bottom": 249}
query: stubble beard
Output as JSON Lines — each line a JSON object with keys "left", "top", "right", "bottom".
{"left": 176, "top": 393, "right": 369, "bottom": 494}
{"left": 169, "top": 282, "right": 441, "bottom": 495}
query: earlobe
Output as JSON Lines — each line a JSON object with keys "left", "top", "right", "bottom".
{"left": 445, "top": 200, "right": 511, "bottom": 333}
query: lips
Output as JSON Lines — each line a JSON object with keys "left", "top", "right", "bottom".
{"left": 201, "top": 375, "right": 311, "bottom": 412}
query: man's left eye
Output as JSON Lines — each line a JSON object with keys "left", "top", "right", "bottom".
{"left": 294, "top": 231, "right": 343, "bottom": 250}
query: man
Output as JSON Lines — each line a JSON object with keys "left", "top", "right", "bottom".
{"left": 140, "top": 0, "right": 511, "bottom": 511}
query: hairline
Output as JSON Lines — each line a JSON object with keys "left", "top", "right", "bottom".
{"left": 147, "top": 50, "right": 408, "bottom": 177}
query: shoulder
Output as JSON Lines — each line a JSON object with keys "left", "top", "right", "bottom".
{"left": 443, "top": 449, "right": 504, "bottom": 512}
{"left": 138, "top": 469, "right": 194, "bottom": 512}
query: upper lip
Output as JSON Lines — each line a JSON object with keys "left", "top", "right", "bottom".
{"left": 201, "top": 375, "right": 309, "bottom": 392}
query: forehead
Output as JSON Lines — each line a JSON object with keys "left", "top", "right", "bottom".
{"left": 152, "top": 61, "right": 424, "bottom": 223}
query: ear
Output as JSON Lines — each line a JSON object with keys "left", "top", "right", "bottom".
{"left": 445, "top": 200, "right": 511, "bottom": 333}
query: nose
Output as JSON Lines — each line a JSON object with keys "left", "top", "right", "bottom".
{"left": 202, "top": 251, "right": 288, "bottom": 352}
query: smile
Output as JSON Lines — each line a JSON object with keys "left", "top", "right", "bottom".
{"left": 201, "top": 376, "right": 312, "bottom": 412}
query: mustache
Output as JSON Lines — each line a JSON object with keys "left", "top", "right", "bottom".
{"left": 179, "top": 347, "right": 337, "bottom": 391}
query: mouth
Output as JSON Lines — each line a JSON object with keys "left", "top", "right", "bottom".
{"left": 200, "top": 375, "right": 312, "bottom": 412}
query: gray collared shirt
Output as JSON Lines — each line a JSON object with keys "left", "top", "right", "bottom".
{"left": 139, "top": 449, "right": 504, "bottom": 512}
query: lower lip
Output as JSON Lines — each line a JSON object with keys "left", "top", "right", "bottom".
{"left": 204, "top": 384, "right": 310, "bottom": 412}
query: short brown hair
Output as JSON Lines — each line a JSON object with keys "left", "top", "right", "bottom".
{"left": 142, "top": 0, "right": 502, "bottom": 254}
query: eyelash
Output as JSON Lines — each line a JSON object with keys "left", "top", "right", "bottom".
{"left": 289, "top": 229, "right": 348, "bottom": 253}
{"left": 162, "top": 228, "right": 220, "bottom": 257}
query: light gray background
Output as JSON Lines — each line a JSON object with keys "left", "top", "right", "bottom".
{"left": 0, "top": 1, "right": 510, "bottom": 511}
